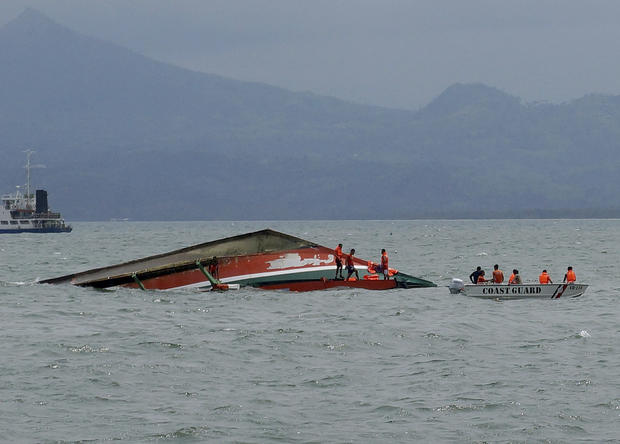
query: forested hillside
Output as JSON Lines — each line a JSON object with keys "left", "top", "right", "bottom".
{"left": 1, "top": 9, "right": 619, "bottom": 220}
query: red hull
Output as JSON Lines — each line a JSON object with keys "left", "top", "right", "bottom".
{"left": 122, "top": 246, "right": 342, "bottom": 290}
{"left": 42, "top": 229, "right": 437, "bottom": 291}
{"left": 259, "top": 278, "right": 398, "bottom": 292}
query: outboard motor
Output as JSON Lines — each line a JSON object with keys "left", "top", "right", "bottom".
{"left": 35, "top": 189, "right": 49, "bottom": 214}
{"left": 449, "top": 278, "right": 465, "bottom": 294}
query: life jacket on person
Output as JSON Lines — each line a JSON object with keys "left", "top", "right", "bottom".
{"left": 367, "top": 261, "right": 377, "bottom": 273}
{"left": 492, "top": 269, "right": 504, "bottom": 283}
{"left": 539, "top": 271, "right": 551, "bottom": 284}
{"left": 509, "top": 273, "right": 516, "bottom": 284}
{"left": 334, "top": 245, "right": 343, "bottom": 260}
{"left": 566, "top": 270, "right": 576, "bottom": 282}
{"left": 477, "top": 275, "right": 487, "bottom": 284}
{"left": 381, "top": 252, "right": 389, "bottom": 270}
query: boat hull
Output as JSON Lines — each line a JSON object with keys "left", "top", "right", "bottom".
{"left": 260, "top": 278, "right": 399, "bottom": 292}
{"left": 451, "top": 283, "right": 588, "bottom": 300}
{"left": 0, "top": 227, "right": 72, "bottom": 234}
{"left": 258, "top": 271, "right": 434, "bottom": 292}
{"left": 98, "top": 249, "right": 434, "bottom": 292}
{"left": 41, "top": 229, "right": 436, "bottom": 292}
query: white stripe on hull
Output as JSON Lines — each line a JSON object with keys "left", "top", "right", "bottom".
{"left": 166, "top": 265, "right": 340, "bottom": 291}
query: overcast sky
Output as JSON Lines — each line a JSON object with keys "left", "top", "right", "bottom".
{"left": 2, "top": 0, "right": 620, "bottom": 109}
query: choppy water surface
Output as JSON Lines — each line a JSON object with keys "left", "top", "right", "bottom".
{"left": 1, "top": 220, "right": 619, "bottom": 442}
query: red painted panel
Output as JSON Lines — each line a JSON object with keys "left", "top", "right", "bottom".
{"left": 259, "top": 279, "right": 397, "bottom": 292}
{"left": 125, "top": 246, "right": 376, "bottom": 291}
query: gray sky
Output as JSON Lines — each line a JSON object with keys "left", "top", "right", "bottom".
{"left": 2, "top": 0, "right": 620, "bottom": 109}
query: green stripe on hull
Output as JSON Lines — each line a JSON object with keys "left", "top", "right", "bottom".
{"left": 392, "top": 272, "right": 437, "bottom": 288}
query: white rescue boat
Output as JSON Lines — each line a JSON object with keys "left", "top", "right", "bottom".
{"left": 448, "top": 278, "right": 588, "bottom": 300}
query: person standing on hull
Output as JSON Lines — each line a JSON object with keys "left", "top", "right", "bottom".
{"left": 564, "top": 266, "right": 576, "bottom": 283}
{"left": 334, "top": 243, "right": 344, "bottom": 280}
{"left": 492, "top": 264, "right": 504, "bottom": 284}
{"left": 469, "top": 266, "right": 483, "bottom": 284}
{"left": 345, "top": 249, "right": 359, "bottom": 281}
{"left": 539, "top": 270, "right": 553, "bottom": 284}
{"left": 380, "top": 248, "right": 390, "bottom": 280}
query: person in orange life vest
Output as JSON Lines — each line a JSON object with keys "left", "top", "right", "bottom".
{"left": 492, "top": 264, "right": 504, "bottom": 283}
{"left": 380, "top": 249, "right": 390, "bottom": 280}
{"left": 476, "top": 270, "right": 490, "bottom": 284}
{"left": 334, "top": 243, "right": 344, "bottom": 280}
{"left": 345, "top": 249, "right": 359, "bottom": 281}
{"left": 508, "top": 269, "right": 522, "bottom": 284}
{"left": 563, "top": 266, "right": 576, "bottom": 283}
{"left": 539, "top": 269, "right": 553, "bottom": 284}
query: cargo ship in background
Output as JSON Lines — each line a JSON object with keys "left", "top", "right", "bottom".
{"left": 42, "top": 229, "right": 436, "bottom": 292}
{"left": 1, "top": 151, "right": 72, "bottom": 233}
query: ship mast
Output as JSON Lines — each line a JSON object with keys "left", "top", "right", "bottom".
{"left": 24, "top": 149, "right": 34, "bottom": 209}
{"left": 23, "top": 150, "right": 45, "bottom": 209}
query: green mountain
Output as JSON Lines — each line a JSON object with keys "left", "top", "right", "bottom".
{"left": 1, "top": 9, "right": 619, "bottom": 220}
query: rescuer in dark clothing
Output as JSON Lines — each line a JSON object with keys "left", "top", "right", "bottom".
{"left": 469, "top": 266, "right": 483, "bottom": 284}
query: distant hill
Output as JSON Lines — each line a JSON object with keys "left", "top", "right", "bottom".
{"left": 1, "top": 8, "right": 619, "bottom": 220}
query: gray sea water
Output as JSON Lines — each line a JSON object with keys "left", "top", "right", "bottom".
{"left": 1, "top": 220, "right": 619, "bottom": 443}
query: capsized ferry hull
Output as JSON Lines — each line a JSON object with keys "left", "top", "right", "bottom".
{"left": 451, "top": 283, "right": 588, "bottom": 300}
{"left": 41, "top": 229, "right": 436, "bottom": 292}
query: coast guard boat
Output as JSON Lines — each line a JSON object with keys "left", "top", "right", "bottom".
{"left": 448, "top": 278, "right": 587, "bottom": 300}
{"left": 1, "top": 152, "right": 72, "bottom": 233}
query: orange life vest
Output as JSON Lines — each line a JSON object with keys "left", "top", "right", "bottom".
{"left": 509, "top": 273, "right": 516, "bottom": 284}
{"left": 381, "top": 252, "right": 388, "bottom": 269}
{"left": 492, "top": 269, "right": 504, "bottom": 283}
{"left": 566, "top": 270, "right": 576, "bottom": 282}
{"left": 539, "top": 272, "right": 551, "bottom": 284}
{"left": 334, "top": 245, "right": 343, "bottom": 260}
{"left": 477, "top": 275, "right": 486, "bottom": 283}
